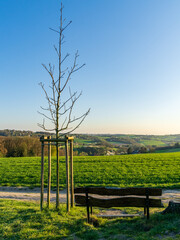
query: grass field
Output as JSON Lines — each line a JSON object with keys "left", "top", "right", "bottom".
{"left": 155, "top": 148, "right": 180, "bottom": 153}
{"left": 0, "top": 152, "right": 180, "bottom": 189}
{"left": 0, "top": 200, "right": 180, "bottom": 239}
{"left": 139, "top": 140, "right": 166, "bottom": 146}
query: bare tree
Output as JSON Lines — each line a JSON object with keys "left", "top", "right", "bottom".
{"left": 38, "top": 2, "right": 90, "bottom": 209}
{"left": 38, "top": 3, "right": 90, "bottom": 138}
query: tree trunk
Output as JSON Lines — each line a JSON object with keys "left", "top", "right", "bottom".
{"left": 162, "top": 201, "right": 180, "bottom": 214}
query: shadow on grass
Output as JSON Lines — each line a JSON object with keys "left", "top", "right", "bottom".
{"left": 0, "top": 200, "right": 179, "bottom": 240}
{"left": 0, "top": 200, "right": 100, "bottom": 240}
{"left": 90, "top": 212, "right": 180, "bottom": 240}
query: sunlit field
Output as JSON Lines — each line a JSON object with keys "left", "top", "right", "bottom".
{"left": 0, "top": 152, "right": 180, "bottom": 189}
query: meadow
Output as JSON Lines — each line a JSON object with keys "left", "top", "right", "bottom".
{"left": 0, "top": 200, "right": 180, "bottom": 239}
{"left": 0, "top": 152, "right": 180, "bottom": 239}
{"left": 0, "top": 152, "right": 180, "bottom": 189}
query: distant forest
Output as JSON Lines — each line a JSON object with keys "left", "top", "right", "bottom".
{"left": 1, "top": 129, "right": 180, "bottom": 157}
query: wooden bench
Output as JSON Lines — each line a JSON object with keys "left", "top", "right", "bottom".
{"left": 74, "top": 187, "right": 164, "bottom": 223}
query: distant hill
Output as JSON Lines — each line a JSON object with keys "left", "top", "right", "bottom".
{"left": 0, "top": 129, "right": 53, "bottom": 137}
{"left": 1, "top": 129, "right": 180, "bottom": 147}
{"left": 1, "top": 129, "right": 180, "bottom": 157}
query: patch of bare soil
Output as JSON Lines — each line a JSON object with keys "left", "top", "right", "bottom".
{"left": 162, "top": 189, "right": 180, "bottom": 203}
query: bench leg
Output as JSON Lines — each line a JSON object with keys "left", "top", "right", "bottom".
{"left": 146, "top": 189, "right": 150, "bottom": 220}
{"left": 87, "top": 204, "right": 90, "bottom": 223}
{"left": 90, "top": 206, "right": 93, "bottom": 215}
{"left": 85, "top": 189, "right": 90, "bottom": 223}
{"left": 144, "top": 207, "right": 146, "bottom": 216}
{"left": 147, "top": 206, "right": 150, "bottom": 220}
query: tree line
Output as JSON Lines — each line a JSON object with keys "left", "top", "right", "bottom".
{"left": 0, "top": 136, "right": 116, "bottom": 157}
{"left": 0, "top": 137, "right": 42, "bottom": 157}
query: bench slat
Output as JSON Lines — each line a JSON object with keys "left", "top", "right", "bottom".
{"left": 75, "top": 195, "right": 163, "bottom": 208}
{"left": 74, "top": 187, "right": 162, "bottom": 196}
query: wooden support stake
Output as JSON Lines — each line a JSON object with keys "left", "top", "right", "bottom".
{"left": 56, "top": 142, "right": 60, "bottom": 209}
{"left": 70, "top": 139, "right": 74, "bottom": 207}
{"left": 47, "top": 136, "right": 51, "bottom": 208}
{"left": 40, "top": 136, "right": 44, "bottom": 211}
{"left": 65, "top": 139, "right": 70, "bottom": 212}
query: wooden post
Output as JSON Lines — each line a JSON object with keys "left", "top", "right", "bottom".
{"left": 47, "top": 136, "right": 51, "bottom": 208}
{"left": 40, "top": 136, "right": 44, "bottom": 211}
{"left": 56, "top": 142, "right": 59, "bottom": 209}
{"left": 65, "top": 138, "right": 70, "bottom": 212}
{"left": 70, "top": 139, "right": 74, "bottom": 207}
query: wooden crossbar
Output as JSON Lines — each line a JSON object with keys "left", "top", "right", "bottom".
{"left": 40, "top": 136, "right": 74, "bottom": 142}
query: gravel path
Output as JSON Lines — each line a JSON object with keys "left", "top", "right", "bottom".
{"left": 0, "top": 187, "right": 180, "bottom": 203}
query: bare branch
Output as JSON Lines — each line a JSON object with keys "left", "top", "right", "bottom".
{"left": 62, "top": 20, "right": 72, "bottom": 32}
{"left": 39, "top": 82, "right": 56, "bottom": 124}
{"left": 59, "top": 91, "right": 77, "bottom": 110}
{"left": 37, "top": 111, "right": 55, "bottom": 122}
{"left": 39, "top": 82, "right": 55, "bottom": 106}
{"left": 59, "top": 108, "right": 90, "bottom": 134}
{"left": 40, "top": 106, "right": 50, "bottom": 111}
{"left": 49, "top": 27, "right": 60, "bottom": 34}
{"left": 54, "top": 45, "right": 59, "bottom": 56}
{"left": 59, "top": 91, "right": 82, "bottom": 116}
{"left": 60, "top": 52, "right": 85, "bottom": 93}
{"left": 37, "top": 119, "right": 56, "bottom": 132}
{"left": 41, "top": 64, "right": 58, "bottom": 96}
{"left": 60, "top": 116, "right": 67, "bottom": 130}
{"left": 72, "top": 63, "right": 86, "bottom": 73}
{"left": 61, "top": 53, "right": 70, "bottom": 64}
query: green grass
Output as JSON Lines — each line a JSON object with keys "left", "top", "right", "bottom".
{"left": 74, "top": 139, "right": 95, "bottom": 145}
{"left": 155, "top": 148, "right": 180, "bottom": 153}
{"left": 139, "top": 140, "right": 166, "bottom": 146}
{"left": 0, "top": 200, "right": 180, "bottom": 239}
{"left": 0, "top": 152, "right": 180, "bottom": 189}
{"left": 106, "top": 141, "right": 126, "bottom": 145}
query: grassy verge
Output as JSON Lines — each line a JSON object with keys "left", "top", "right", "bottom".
{"left": 0, "top": 200, "right": 179, "bottom": 239}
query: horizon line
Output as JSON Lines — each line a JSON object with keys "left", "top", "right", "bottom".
{"left": 1, "top": 129, "right": 180, "bottom": 136}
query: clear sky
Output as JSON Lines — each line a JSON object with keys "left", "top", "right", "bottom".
{"left": 1, "top": 0, "right": 180, "bottom": 135}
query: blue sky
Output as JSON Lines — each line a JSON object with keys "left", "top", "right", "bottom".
{"left": 1, "top": 0, "right": 180, "bottom": 134}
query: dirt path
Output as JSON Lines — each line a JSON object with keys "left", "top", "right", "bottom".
{"left": 0, "top": 187, "right": 180, "bottom": 203}
{"left": 0, "top": 187, "right": 66, "bottom": 202}
{"left": 162, "top": 189, "right": 180, "bottom": 203}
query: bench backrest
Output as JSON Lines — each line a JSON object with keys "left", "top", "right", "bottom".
{"left": 74, "top": 187, "right": 163, "bottom": 208}
{"left": 74, "top": 187, "right": 162, "bottom": 196}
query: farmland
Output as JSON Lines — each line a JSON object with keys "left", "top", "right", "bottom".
{"left": 2, "top": 131, "right": 180, "bottom": 157}
{"left": 0, "top": 152, "right": 180, "bottom": 189}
